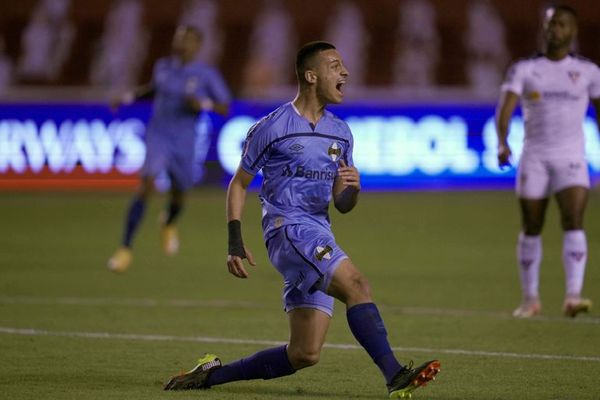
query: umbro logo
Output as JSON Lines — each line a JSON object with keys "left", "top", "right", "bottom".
{"left": 315, "top": 245, "right": 333, "bottom": 261}
{"left": 289, "top": 143, "right": 304, "bottom": 153}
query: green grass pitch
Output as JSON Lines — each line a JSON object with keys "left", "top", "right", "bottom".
{"left": 1, "top": 189, "right": 599, "bottom": 399}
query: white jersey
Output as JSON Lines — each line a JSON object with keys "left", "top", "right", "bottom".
{"left": 501, "top": 54, "right": 600, "bottom": 158}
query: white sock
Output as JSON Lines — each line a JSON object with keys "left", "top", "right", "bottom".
{"left": 517, "top": 232, "right": 542, "bottom": 300}
{"left": 562, "top": 230, "right": 587, "bottom": 299}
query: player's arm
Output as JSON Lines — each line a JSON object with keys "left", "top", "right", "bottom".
{"left": 110, "top": 83, "right": 156, "bottom": 110}
{"left": 333, "top": 159, "right": 360, "bottom": 214}
{"left": 186, "top": 97, "right": 230, "bottom": 116}
{"left": 226, "top": 167, "right": 256, "bottom": 278}
{"left": 495, "top": 90, "right": 520, "bottom": 167}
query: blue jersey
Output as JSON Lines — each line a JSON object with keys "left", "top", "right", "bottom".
{"left": 148, "top": 56, "right": 231, "bottom": 141}
{"left": 241, "top": 102, "right": 354, "bottom": 240}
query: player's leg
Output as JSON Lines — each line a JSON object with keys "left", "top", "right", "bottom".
{"left": 160, "top": 150, "right": 194, "bottom": 255}
{"left": 512, "top": 157, "right": 550, "bottom": 317}
{"left": 205, "top": 308, "right": 330, "bottom": 385}
{"left": 286, "top": 307, "right": 331, "bottom": 369}
{"left": 513, "top": 197, "right": 548, "bottom": 317}
{"left": 107, "top": 176, "right": 154, "bottom": 272}
{"left": 555, "top": 186, "right": 591, "bottom": 317}
{"left": 327, "top": 260, "right": 440, "bottom": 397}
{"left": 163, "top": 307, "right": 329, "bottom": 390}
{"left": 160, "top": 180, "right": 185, "bottom": 256}
{"left": 124, "top": 176, "right": 155, "bottom": 246}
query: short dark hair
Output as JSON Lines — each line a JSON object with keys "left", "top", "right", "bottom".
{"left": 295, "top": 41, "right": 336, "bottom": 83}
{"left": 549, "top": 4, "right": 578, "bottom": 21}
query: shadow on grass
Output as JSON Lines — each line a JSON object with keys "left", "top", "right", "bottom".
{"left": 212, "top": 384, "right": 384, "bottom": 399}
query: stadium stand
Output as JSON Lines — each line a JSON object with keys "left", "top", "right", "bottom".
{"left": 0, "top": 0, "right": 598, "bottom": 100}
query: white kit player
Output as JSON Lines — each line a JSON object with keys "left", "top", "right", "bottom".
{"left": 495, "top": 5, "right": 600, "bottom": 318}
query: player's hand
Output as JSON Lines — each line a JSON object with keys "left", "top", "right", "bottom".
{"left": 337, "top": 159, "right": 361, "bottom": 191}
{"left": 186, "top": 96, "right": 214, "bottom": 113}
{"left": 109, "top": 91, "right": 134, "bottom": 113}
{"left": 497, "top": 142, "right": 512, "bottom": 168}
{"left": 227, "top": 246, "right": 256, "bottom": 279}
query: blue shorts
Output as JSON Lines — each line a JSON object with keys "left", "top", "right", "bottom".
{"left": 266, "top": 224, "right": 348, "bottom": 317}
{"left": 141, "top": 131, "right": 195, "bottom": 191}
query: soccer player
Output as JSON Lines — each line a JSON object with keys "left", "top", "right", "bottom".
{"left": 164, "top": 41, "right": 441, "bottom": 398}
{"left": 496, "top": 5, "right": 600, "bottom": 318}
{"left": 107, "top": 25, "right": 231, "bottom": 272}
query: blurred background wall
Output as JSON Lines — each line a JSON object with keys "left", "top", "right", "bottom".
{"left": 1, "top": 0, "right": 598, "bottom": 102}
{"left": 0, "top": 0, "right": 598, "bottom": 191}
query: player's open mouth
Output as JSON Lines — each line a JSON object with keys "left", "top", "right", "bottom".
{"left": 336, "top": 81, "right": 345, "bottom": 95}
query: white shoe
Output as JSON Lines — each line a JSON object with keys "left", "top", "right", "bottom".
{"left": 512, "top": 299, "right": 541, "bottom": 318}
{"left": 107, "top": 246, "right": 133, "bottom": 273}
{"left": 161, "top": 225, "right": 179, "bottom": 256}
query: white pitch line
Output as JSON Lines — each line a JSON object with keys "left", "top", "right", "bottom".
{"left": 1, "top": 326, "right": 599, "bottom": 363}
{"left": 1, "top": 296, "right": 599, "bottom": 325}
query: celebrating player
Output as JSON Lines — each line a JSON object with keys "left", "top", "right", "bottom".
{"left": 107, "top": 25, "right": 231, "bottom": 272}
{"left": 164, "top": 41, "right": 441, "bottom": 398}
{"left": 495, "top": 5, "right": 600, "bottom": 318}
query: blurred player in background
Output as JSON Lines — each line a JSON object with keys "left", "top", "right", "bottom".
{"left": 107, "top": 25, "right": 231, "bottom": 272}
{"left": 164, "top": 41, "right": 440, "bottom": 398}
{"left": 496, "top": 5, "right": 600, "bottom": 318}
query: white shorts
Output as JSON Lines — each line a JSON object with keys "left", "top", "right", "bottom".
{"left": 516, "top": 156, "right": 590, "bottom": 199}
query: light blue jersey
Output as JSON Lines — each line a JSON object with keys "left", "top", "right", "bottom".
{"left": 149, "top": 56, "right": 231, "bottom": 137}
{"left": 142, "top": 56, "right": 231, "bottom": 189}
{"left": 241, "top": 102, "right": 354, "bottom": 240}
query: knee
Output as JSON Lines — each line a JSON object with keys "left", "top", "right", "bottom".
{"left": 561, "top": 214, "right": 583, "bottom": 230}
{"left": 341, "top": 272, "right": 372, "bottom": 304}
{"left": 351, "top": 274, "right": 372, "bottom": 300}
{"left": 522, "top": 220, "right": 544, "bottom": 235}
{"left": 287, "top": 346, "right": 320, "bottom": 369}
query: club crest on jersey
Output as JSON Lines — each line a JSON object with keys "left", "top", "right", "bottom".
{"left": 315, "top": 245, "right": 333, "bottom": 261}
{"left": 328, "top": 142, "right": 341, "bottom": 161}
{"left": 567, "top": 70, "right": 580, "bottom": 84}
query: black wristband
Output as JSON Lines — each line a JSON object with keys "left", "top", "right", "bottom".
{"left": 228, "top": 220, "right": 246, "bottom": 258}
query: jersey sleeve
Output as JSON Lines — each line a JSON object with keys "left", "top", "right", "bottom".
{"left": 342, "top": 123, "right": 354, "bottom": 167}
{"left": 589, "top": 63, "right": 600, "bottom": 99}
{"left": 240, "top": 120, "right": 275, "bottom": 175}
{"left": 201, "top": 67, "right": 232, "bottom": 104}
{"left": 500, "top": 61, "right": 526, "bottom": 96}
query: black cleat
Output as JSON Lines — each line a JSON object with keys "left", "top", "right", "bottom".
{"left": 387, "top": 360, "right": 441, "bottom": 398}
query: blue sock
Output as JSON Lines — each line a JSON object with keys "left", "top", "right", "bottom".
{"left": 165, "top": 201, "right": 182, "bottom": 225}
{"left": 122, "top": 197, "right": 146, "bottom": 248}
{"left": 206, "top": 345, "right": 295, "bottom": 387}
{"left": 346, "top": 303, "right": 403, "bottom": 384}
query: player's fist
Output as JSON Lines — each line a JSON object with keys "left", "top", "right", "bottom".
{"left": 497, "top": 142, "right": 512, "bottom": 168}
{"left": 109, "top": 91, "right": 135, "bottom": 113}
{"left": 337, "top": 159, "right": 361, "bottom": 191}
